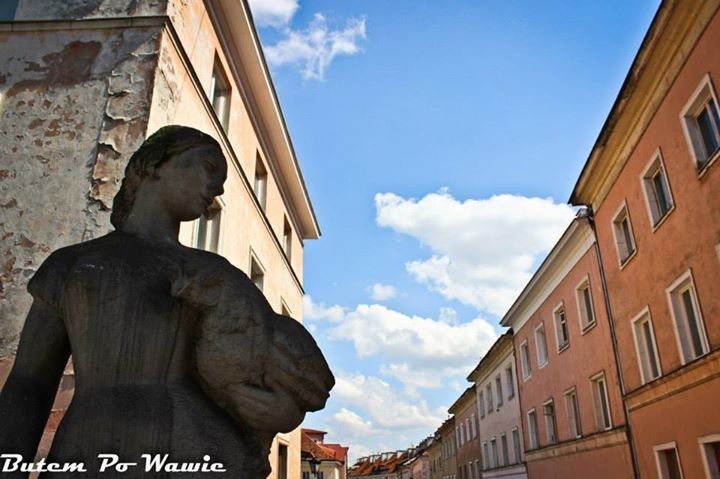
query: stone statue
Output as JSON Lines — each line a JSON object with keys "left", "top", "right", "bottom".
{"left": 0, "top": 125, "right": 335, "bottom": 477}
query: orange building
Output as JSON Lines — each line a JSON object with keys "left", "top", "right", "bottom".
{"left": 501, "top": 218, "right": 635, "bottom": 478}
{"left": 449, "top": 387, "right": 483, "bottom": 479}
{"left": 570, "top": 1, "right": 720, "bottom": 478}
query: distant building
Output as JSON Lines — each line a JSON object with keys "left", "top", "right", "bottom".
{"left": 437, "top": 418, "right": 457, "bottom": 479}
{"left": 467, "top": 332, "right": 527, "bottom": 479}
{"left": 448, "top": 387, "right": 482, "bottom": 479}
{"left": 501, "top": 218, "right": 634, "bottom": 478}
{"left": 301, "top": 429, "right": 349, "bottom": 479}
{"left": 0, "top": 1, "right": 320, "bottom": 478}
{"left": 570, "top": 1, "right": 720, "bottom": 477}
{"left": 349, "top": 450, "right": 411, "bottom": 479}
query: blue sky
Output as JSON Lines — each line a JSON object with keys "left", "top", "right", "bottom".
{"left": 248, "top": 0, "right": 659, "bottom": 461}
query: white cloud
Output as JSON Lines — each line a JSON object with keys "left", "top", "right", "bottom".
{"left": 375, "top": 191, "right": 575, "bottom": 316}
{"left": 263, "top": 13, "right": 367, "bottom": 80}
{"left": 247, "top": 0, "right": 299, "bottom": 27}
{"left": 304, "top": 295, "right": 345, "bottom": 322}
{"left": 308, "top": 299, "right": 497, "bottom": 392}
{"left": 369, "top": 283, "right": 398, "bottom": 301}
{"left": 333, "top": 372, "right": 446, "bottom": 430}
{"left": 332, "top": 408, "right": 375, "bottom": 437}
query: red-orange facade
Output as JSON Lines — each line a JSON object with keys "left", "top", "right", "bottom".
{"left": 571, "top": 1, "right": 720, "bottom": 478}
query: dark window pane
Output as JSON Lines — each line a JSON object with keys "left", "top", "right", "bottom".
{"left": 642, "top": 321, "right": 660, "bottom": 379}
{"left": 663, "top": 449, "right": 682, "bottom": 479}
{"left": 583, "top": 288, "right": 594, "bottom": 325}
{"left": 698, "top": 108, "right": 719, "bottom": 161}
{"left": 681, "top": 290, "right": 704, "bottom": 358}
{"left": 652, "top": 171, "right": 671, "bottom": 217}
{"left": 621, "top": 218, "right": 634, "bottom": 257}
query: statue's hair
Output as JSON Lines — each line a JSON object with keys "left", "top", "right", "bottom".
{"left": 111, "top": 125, "right": 222, "bottom": 229}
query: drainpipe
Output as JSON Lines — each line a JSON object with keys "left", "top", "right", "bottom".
{"left": 577, "top": 206, "right": 640, "bottom": 479}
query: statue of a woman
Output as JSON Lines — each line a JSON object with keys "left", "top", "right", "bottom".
{"left": 0, "top": 126, "right": 334, "bottom": 477}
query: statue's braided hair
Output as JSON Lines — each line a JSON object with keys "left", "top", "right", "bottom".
{"left": 111, "top": 125, "right": 222, "bottom": 229}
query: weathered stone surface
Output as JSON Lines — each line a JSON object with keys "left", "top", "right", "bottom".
{"left": 14, "top": 0, "right": 168, "bottom": 21}
{"left": 0, "top": 27, "right": 161, "bottom": 356}
{"left": 0, "top": 126, "right": 334, "bottom": 478}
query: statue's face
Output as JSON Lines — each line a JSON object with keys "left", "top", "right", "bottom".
{"left": 154, "top": 144, "right": 228, "bottom": 221}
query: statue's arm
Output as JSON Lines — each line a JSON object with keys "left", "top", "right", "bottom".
{"left": 0, "top": 299, "right": 70, "bottom": 468}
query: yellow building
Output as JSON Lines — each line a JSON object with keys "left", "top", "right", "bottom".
{"left": 0, "top": 1, "right": 319, "bottom": 478}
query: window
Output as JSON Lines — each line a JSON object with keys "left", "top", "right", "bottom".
{"left": 478, "top": 391, "right": 485, "bottom": 418}
{"left": 512, "top": 428, "right": 521, "bottom": 464}
{"left": 527, "top": 409, "right": 539, "bottom": 449}
{"left": 553, "top": 303, "right": 569, "bottom": 350}
{"left": 642, "top": 152, "right": 674, "bottom": 226}
{"left": 209, "top": 58, "right": 231, "bottom": 131}
{"left": 520, "top": 340, "right": 532, "bottom": 380}
{"left": 282, "top": 217, "right": 293, "bottom": 261}
{"left": 632, "top": 308, "right": 662, "bottom": 384}
{"left": 254, "top": 154, "right": 268, "bottom": 210}
{"left": 194, "top": 200, "right": 222, "bottom": 253}
{"left": 490, "top": 438, "right": 498, "bottom": 469}
{"left": 0, "top": 0, "right": 18, "bottom": 20}
{"left": 667, "top": 271, "right": 709, "bottom": 364}
{"left": 576, "top": 278, "right": 596, "bottom": 331}
{"left": 655, "top": 443, "right": 684, "bottom": 479}
{"left": 699, "top": 435, "right": 720, "bottom": 479}
{"left": 591, "top": 373, "right": 612, "bottom": 430}
{"left": 482, "top": 442, "right": 489, "bottom": 470}
{"left": 277, "top": 444, "right": 288, "bottom": 479}
{"left": 495, "top": 376, "right": 503, "bottom": 407}
{"left": 487, "top": 384, "right": 494, "bottom": 413}
{"left": 543, "top": 400, "right": 558, "bottom": 444}
{"left": 250, "top": 254, "right": 265, "bottom": 292}
{"left": 471, "top": 414, "right": 477, "bottom": 438}
{"left": 681, "top": 75, "right": 720, "bottom": 170}
{"left": 473, "top": 461, "right": 480, "bottom": 479}
{"left": 565, "top": 388, "right": 582, "bottom": 439}
{"left": 281, "top": 301, "right": 292, "bottom": 317}
{"left": 612, "top": 204, "right": 636, "bottom": 265}
{"left": 506, "top": 365, "right": 515, "bottom": 399}
{"left": 500, "top": 434, "right": 509, "bottom": 467}
{"left": 535, "top": 322, "right": 549, "bottom": 367}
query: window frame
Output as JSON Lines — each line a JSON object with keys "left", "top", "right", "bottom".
{"left": 564, "top": 387, "right": 582, "bottom": 439}
{"left": 249, "top": 249, "right": 266, "bottom": 293}
{"left": 680, "top": 73, "right": 720, "bottom": 174}
{"left": 654, "top": 441, "right": 685, "bottom": 479}
{"left": 209, "top": 55, "right": 232, "bottom": 132}
{"left": 698, "top": 433, "right": 720, "bottom": 479}
{"left": 535, "top": 322, "right": 549, "bottom": 369}
{"left": 553, "top": 301, "right": 570, "bottom": 352}
{"left": 631, "top": 306, "right": 663, "bottom": 384}
{"left": 478, "top": 390, "right": 485, "bottom": 418}
{"left": 511, "top": 427, "right": 521, "bottom": 465}
{"left": 527, "top": 408, "right": 539, "bottom": 450}
{"left": 611, "top": 201, "right": 637, "bottom": 268}
{"left": 542, "top": 398, "right": 558, "bottom": 445}
{"left": 506, "top": 364, "right": 515, "bottom": 400}
{"left": 520, "top": 339, "right": 532, "bottom": 381}
{"left": 666, "top": 270, "right": 710, "bottom": 365}
{"left": 282, "top": 216, "right": 293, "bottom": 262}
{"left": 500, "top": 433, "right": 509, "bottom": 467}
{"left": 193, "top": 196, "right": 225, "bottom": 253}
{"left": 495, "top": 375, "right": 504, "bottom": 407}
{"left": 590, "top": 371, "right": 613, "bottom": 431}
{"left": 575, "top": 275, "right": 597, "bottom": 333}
{"left": 253, "top": 152, "right": 269, "bottom": 211}
{"left": 640, "top": 148, "right": 675, "bottom": 230}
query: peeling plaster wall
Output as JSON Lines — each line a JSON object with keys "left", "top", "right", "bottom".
{"left": 14, "top": 0, "right": 167, "bottom": 21}
{"left": 0, "top": 26, "right": 162, "bottom": 357}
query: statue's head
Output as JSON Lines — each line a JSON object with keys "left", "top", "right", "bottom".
{"left": 111, "top": 125, "right": 227, "bottom": 229}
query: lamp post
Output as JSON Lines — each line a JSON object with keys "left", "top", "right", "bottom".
{"left": 309, "top": 457, "right": 321, "bottom": 479}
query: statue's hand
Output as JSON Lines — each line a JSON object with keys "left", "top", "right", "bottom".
{"left": 227, "top": 378, "right": 304, "bottom": 433}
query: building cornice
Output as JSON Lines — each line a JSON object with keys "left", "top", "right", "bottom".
{"left": 448, "top": 386, "right": 476, "bottom": 415}
{"left": 501, "top": 218, "right": 594, "bottom": 332}
{"left": 467, "top": 333, "right": 513, "bottom": 384}
{"left": 570, "top": 0, "right": 720, "bottom": 208}
{"left": 204, "top": 0, "right": 320, "bottom": 240}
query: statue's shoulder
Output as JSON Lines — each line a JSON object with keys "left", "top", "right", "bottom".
{"left": 27, "top": 233, "right": 117, "bottom": 304}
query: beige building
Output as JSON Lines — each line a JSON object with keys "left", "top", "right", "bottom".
{"left": 437, "top": 418, "right": 457, "bottom": 479}
{"left": 0, "top": 1, "right": 319, "bottom": 478}
{"left": 467, "top": 333, "right": 527, "bottom": 479}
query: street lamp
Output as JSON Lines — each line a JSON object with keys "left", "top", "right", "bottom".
{"left": 309, "top": 457, "right": 321, "bottom": 479}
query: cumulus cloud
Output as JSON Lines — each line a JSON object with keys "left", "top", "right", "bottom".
{"left": 333, "top": 372, "right": 446, "bottom": 430}
{"left": 263, "top": 13, "right": 367, "bottom": 80}
{"left": 305, "top": 296, "right": 497, "bottom": 392}
{"left": 332, "top": 408, "right": 375, "bottom": 437}
{"left": 369, "top": 283, "right": 398, "bottom": 301}
{"left": 375, "top": 191, "right": 575, "bottom": 316}
{"left": 247, "top": 0, "right": 299, "bottom": 27}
